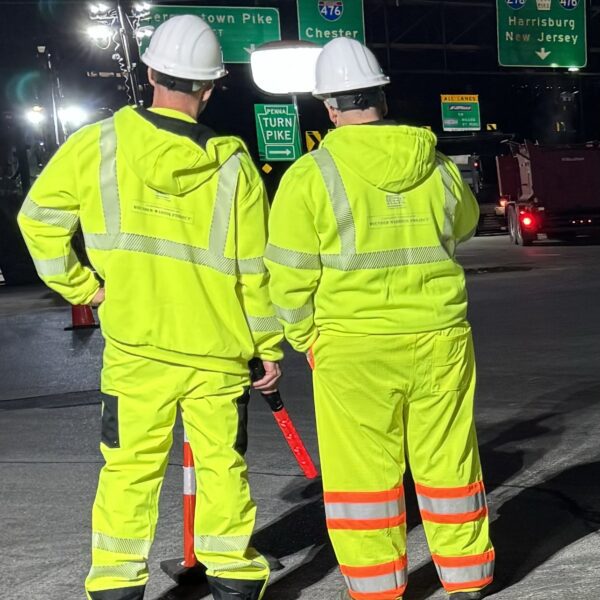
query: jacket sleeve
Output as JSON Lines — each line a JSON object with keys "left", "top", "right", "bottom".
{"left": 439, "top": 155, "right": 480, "bottom": 245}
{"left": 17, "top": 134, "right": 100, "bottom": 305}
{"left": 235, "top": 163, "right": 284, "bottom": 362}
{"left": 455, "top": 178, "right": 480, "bottom": 244}
{"left": 264, "top": 163, "right": 322, "bottom": 354}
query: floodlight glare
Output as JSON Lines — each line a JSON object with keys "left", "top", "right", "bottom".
{"left": 58, "top": 106, "right": 89, "bottom": 129}
{"left": 135, "top": 26, "right": 154, "bottom": 40}
{"left": 26, "top": 106, "right": 45, "bottom": 126}
{"left": 568, "top": 67, "right": 580, "bottom": 72}
{"left": 87, "top": 24, "right": 113, "bottom": 43}
{"left": 250, "top": 41, "right": 322, "bottom": 95}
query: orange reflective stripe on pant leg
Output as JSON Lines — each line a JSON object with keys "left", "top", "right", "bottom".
{"left": 325, "top": 487, "right": 406, "bottom": 531}
{"left": 341, "top": 556, "right": 407, "bottom": 600}
{"left": 415, "top": 481, "right": 488, "bottom": 524}
{"left": 432, "top": 550, "right": 495, "bottom": 592}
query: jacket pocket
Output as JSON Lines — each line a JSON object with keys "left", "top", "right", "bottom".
{"left": 101, "top": 394, "right": 120, "bottom": 448}
{"left": 234, "top": 389, "right": 250, "bottom": 456}
{"left": 431, "top": 330, "right": 472, "bottom": 393}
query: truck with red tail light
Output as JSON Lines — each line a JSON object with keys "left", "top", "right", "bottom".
{"left": 497, "top": 141, "right": 600, "bottom": 245}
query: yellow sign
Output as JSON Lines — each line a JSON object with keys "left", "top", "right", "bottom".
{"left": 261, "top": 163, "right": 273, "bottom": 174}
{"left": 305, "top": 130, "right": 323, "bottom": 152}
{"left": 486, "top": 123, "right": 498, "bottom": 131}
{"left": 441, "top": 94, "right": 479, "bottom": 103}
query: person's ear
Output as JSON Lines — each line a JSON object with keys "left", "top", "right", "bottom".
{"left": 201, "top": 83, "right": 215, "bottom": 103}
{"left": 326, "top": 102, "right": 339, "bottom": 127}
{"left": 147, "top": 68, "right": 156, "bottom": 88}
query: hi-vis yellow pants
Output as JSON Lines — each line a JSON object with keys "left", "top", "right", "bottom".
{"left": 85, "top": 342, "right": 269, "bottom": 600}
{"left": 312, "top": 325, "right": 494, "bottom": 600}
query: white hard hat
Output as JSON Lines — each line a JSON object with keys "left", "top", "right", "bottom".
{"left": 313, "top": 37, "right": 390, "bottom": 98}
{"left": 142, "top": 15, "right": 227, "bottom": 82}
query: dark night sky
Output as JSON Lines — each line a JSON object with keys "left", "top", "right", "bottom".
{"left": 2, "top": 0, "right": 600, "bottom": 173}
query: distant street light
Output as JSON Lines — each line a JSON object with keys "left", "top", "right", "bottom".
{"left": 250, "top": 41, "right": 322, "bottom": 95}
{"left": 25, "top": 106, "right": 46, "bottom": 126}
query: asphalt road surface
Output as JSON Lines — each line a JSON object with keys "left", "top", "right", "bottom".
{"left": 1, "top": 235, "right": 600, "bottom": 599}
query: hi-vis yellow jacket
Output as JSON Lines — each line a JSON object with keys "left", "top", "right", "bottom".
{"left": 18, "top": 106, "right": 283, "bottom": 374}
{"left": 265, "top": 124, "right": 479, "bottom": 353}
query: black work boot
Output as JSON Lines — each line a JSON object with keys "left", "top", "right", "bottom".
{"left": 207, "top": 576, "right": 266, "bottom": 600}
{"left": 448, "top": 592, "right": 483, "bottom": 600}
{"left": 88, "top": 586, "right": 146, "bottom": 600}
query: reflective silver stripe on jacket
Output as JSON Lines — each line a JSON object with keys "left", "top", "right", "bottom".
{"left": 246, "top": 315, "right": 282, "bottom": 332}
{"left": 321, "top": 246, "right": 450, "bottom": 271}
{"left": 310, "top": 147, "right": 455, "bottom": 270}
{"left": 99, "top": 117, "right": 120, "bottom": 235}
{"left": 32, "top": 249, "right": 79, "bottom": 277}
{"left": 84, "top": 232, "right": 239, "bottom": 275}
{"left": 417, "top": 490, "right": 487, "bottom": 516}
{"left": 325, "top": 497, "right": 405, "bottom": 521}
{"left": 437, "top": 155, "right": 460, "bottom": 257}
{"left": 92, "top": 532, "right": 152, "bottom": 557}
{"left": 209, "top": 154, "right": 240, "bottom": 256}
{"left": 312, "top": 149, "right": 356, "bottom": 255}
{"left": 274, "top": 301, "right": 314, "bottom": 324}
{"left": 265, "top": 244, "right": 321, "bottom": 270}
{"left": 435, "top": 560, "right": 494, "bottom": 585}
{"left": 20, "top": 196, "right": 79, "bottom": 231}
{"left": 194, "top": 534, "right": 251, "bottom": 553}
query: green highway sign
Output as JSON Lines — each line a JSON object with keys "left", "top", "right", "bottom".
{"left": 140, "top": 6, "right": 281, "bottom": 63}
{"left": 297, "top": 0, "right": 365, "bottom": 45}
{"left": 441, "top": 95, "right": 481, "bottom": 132}
{"left": 254, "top": 104, "right": 302, "bottom": 162}
{"left": 497, "top": 0, "right": 586, "bottom": 68}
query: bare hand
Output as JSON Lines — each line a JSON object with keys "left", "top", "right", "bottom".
{"left": 252, "top": 361, "right": 282, "bottom": 394}
{"left": 90, "top": 288, "right": 105, "bottom": 307}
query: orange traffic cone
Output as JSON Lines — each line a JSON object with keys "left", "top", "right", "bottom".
{"left": 64, "top": 304, "right": 100, "bottom": 331}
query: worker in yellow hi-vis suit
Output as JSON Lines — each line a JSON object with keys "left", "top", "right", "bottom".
{"left": 18, "top": 15, "right": 282, "bottom": 600}
{"left": 265, "top": 37, "right": 493, "bottom": 600}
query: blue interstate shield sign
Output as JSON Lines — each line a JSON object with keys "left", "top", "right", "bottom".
{"left": 318, "top": 0, "right": 344, "bottom": 22}
{"left": 505, "top": 0, "right": 526, "bottom": 9}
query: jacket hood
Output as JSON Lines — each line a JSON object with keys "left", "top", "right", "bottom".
{"left": 114, "top": 106, "right": 244, "bottom": 196}
{"left": 321, "top": 124, "right": 438, "bottom": 193}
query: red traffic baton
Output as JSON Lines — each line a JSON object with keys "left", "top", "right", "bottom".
{"left": 249, "top": 359, "right": 319, "bottom": 479}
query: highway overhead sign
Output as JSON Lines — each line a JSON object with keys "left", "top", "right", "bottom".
{"left": 297, "top": 0, "right": 365, "bottom": 45}
{"left": 497, "top": 0, "right": 586, "bottom": 68}
{"left": 140, "top": 6, "right": 281, "bottom": 63}
{"left": 254, "top": 104, "right": 302, "bottom": 162}
{"left": 441, "top": 95, "right": 482, "bottom": 132}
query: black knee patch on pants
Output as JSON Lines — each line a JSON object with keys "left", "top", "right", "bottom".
{"left": 207, "top": 576, "right": 265, "bottom": 600}
{"left": 101, "top": 393, "right": 120, "bottom": 448}
{"left": 234, "top": 390, "right": 250, "bottom": 456}
{"left": 89, "top": 585, "right": 145, "bottom": 600}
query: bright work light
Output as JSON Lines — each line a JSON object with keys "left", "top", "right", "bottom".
{"left": 25, "top": 106, "right": 45, "bottom": 126}
{"left": 250, "top": 41, "right": 322, "bottom": 95}
{"left": 87, "top": 24, "right": 113, "bottom": 43}
{"left": 58, "top": 106, "right": 89, "bottom": 129}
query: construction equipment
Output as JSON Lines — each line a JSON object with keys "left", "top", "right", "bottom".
{"left": 497, "top": 141, "right": 600, "bottom": 245}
